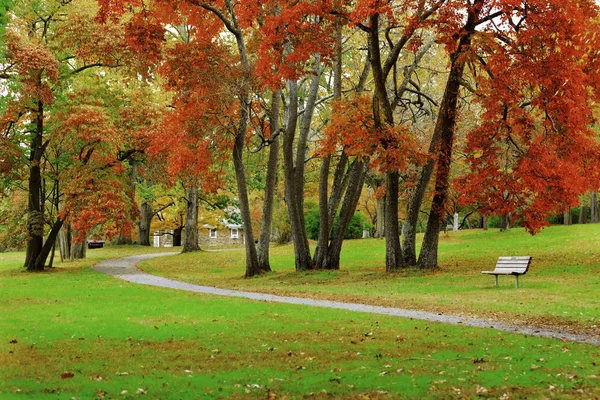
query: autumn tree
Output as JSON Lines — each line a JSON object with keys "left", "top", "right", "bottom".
{"left": 453, "top": 0, "right": 600, "bottom": 238}
{"left": 0, "top": 0, "right": 149, "bottom": 270}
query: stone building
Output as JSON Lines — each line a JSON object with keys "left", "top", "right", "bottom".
{"left": 199, "top": 223, "right": 244, "bottom": 247}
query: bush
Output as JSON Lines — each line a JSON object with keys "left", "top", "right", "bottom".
{"left": 304, "top": 208, "right": 369, "bottom": 240}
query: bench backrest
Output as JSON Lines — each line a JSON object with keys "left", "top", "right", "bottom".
{"left": 495, "top": 256, "right": 532, "bottom": 274}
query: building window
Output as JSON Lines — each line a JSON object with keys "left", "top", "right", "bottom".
{"left": 231, "top": 228, "right": 239, "bottom": 239}
{"left": 209, "top": 228, "right": 217, "bottom": 239}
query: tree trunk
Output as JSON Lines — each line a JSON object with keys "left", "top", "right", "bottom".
{"left": 385, "top": 171, "right": 404, "bottom": 271}
{"left": 183, "top": 184, "right": 200, "bottom": 252}
{"left": 314, "top": 152, "right": 349, "bottom": 269}
{"left": 173, "top": 226, "right": 182, "bottom": 247}
{"left": 417, "top": 4, "right": 481, "bottom": 269}
{"left": 374, "top": 194, "right": 385, "bottom": 238}
{"left": 59, "top": 223, "right": 72, "bottom": 261}
{"left": 592, "top": 191, "right": 598, "bottom": 223}
{"left": 564, "top": 208, "right": 572, "bottom": 225}
{"left": 325, "top": 160, "right": 368, "bottom": 270}
{"left": 233, "top": 94, "right": 260, "bottom": 278}
{"left": 579, "top": 206, "right": 588, "bottom": 224}
{"left": 71, "top": 231, "right": 87, "bottom": 260}
{"left": 25, "top": 100, "right": 45, "bottom": 271}
{"left": 138, "top": 201, "right": 153, "bottom": 246}
{"left": 283, "top": 67, "right": 321, "bottom": 272}
{"left": 482, "top": 214, "right": 488, "bottom": 230}
{"left": 500, "top": 214, "right": 510, "bottom": 231}
{"left": 257, "top": 91, "right": 281, "bottom": 272}
{"left": 34, "top": 219, "right": 63, "bottom": 270}
{"left": 315, "top": 20, "right": 342, "bottom": 270}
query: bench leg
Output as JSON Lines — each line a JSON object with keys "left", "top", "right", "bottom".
{"left": 495, "top": 275, "right": 498, "bottom": 287}
{"left": 515, "top": 275, "right": 519, "bottom": 289}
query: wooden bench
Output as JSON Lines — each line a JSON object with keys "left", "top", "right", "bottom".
{"left": 482, "top": 256, "right": 532, "bottom": 288}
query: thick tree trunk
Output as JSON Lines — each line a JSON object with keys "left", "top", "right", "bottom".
{"left": 257, "top": 91, "right": 281, "bottom": 272}
{"left": 59, "top": 223, "right": 72, "bottom": 261}
{"left": 173, "top": 226, "right": 182, "bottom": 247}
{"left": 385, "top": 171, "right": 404, "bottom": 271}
{"left": 25, "top": 100, "right": 45, "bottom": 271}
{"left": 34, "top": 219, "right": 63, "bottom": 270}
{"left": 563, "top": 208, "right": 572, "bottom": 225}
{"left": 183, "top": 184, "right": 200, "bottom": 252}
{"left": 138, "top": 201, "right": 153, "bottom": 246}
{"left": 71, "top": 231, "right": 87, "bottom": 260}
{"left": 592, "top": 191, "right": 598, "bottom": 223}
{"left": 325, "top": 160, "right": 368, "bottom": 270}
{"left": 500, "top": 214, "right": 510, "bottom": 231}
{"left": 315, "top": 21, "right": 342, "bottom": 270}
{"left": 233, "top": 95, "right": 260, "bottom": 277}
{"left": 374, "top": 195, "right": 385, "bottom": 238}
{"left": 402, "top": 132, "right": 440, "bottom": 265}
{"left": 579, "top": 206, "right": 588, "bottom": 224}
{"left": 482, "top": 214, "right": 489, "bottom": 230}
{"left": 283, "top": 68, "right": 321, "bottom": 272}
{"left": 315, "top": 156, "right": 331, "bottom": 268}
{"left": 417, "top": 4, "right": 481, "bottom": 269}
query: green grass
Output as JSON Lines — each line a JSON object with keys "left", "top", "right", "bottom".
{"left": 1, "top": 228, "right": 600, "bottom": 399}
{"left": 141, "top": 225, "right": 600, "bottom": 334}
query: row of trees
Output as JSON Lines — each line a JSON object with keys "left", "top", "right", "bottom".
{"left": 2, "top": 0, "right": 600, "bottom": 277}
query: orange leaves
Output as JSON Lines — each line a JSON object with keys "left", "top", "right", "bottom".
{"left": 252, "top": 0, "right": 337, "bottom": 86}
{"left": 321, "top": 94, "right": 424, "bottom": 173}
{"left": 322, "top": 94, "right": 374, "bottom": 159}
{"left": 5, "top": 33, "right": 59, "bottom": 105}
{"left": 452, "top": 0, "right": 600, "bottom": 233}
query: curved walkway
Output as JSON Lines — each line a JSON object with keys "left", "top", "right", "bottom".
{"left": 92, "top": 253, "right": 600, "bottom": 347}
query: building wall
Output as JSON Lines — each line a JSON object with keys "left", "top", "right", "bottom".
{"left": 198, "top": 228, "right": 245, "bottom": 247}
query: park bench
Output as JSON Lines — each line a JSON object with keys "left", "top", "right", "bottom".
{"left": 482, "top": 256, "right": 532, "bottom": 288}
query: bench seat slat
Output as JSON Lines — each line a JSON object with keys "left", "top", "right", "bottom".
{"left": 494, "top": 264, "right": 529, "bottom": 269}
{"left": 482, "top": 270, "right": 525, "bottom": 275}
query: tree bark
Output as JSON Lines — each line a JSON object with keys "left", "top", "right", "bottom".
{"left": 418, "top": 2, "right": 482, "bottom": 269}
{"left": 500, "top": 214, "right": 510, "bottom": 231}
{"left": 314, "top": 19, "right": 342, "bottom": 271}
{"left": 325, "top": 159, "right": 368, "bottom": 270}
{"left": 182, "top": 184, "right": 200, "bottom": 252}
{"left": 579, "top": 206, "right": 588, "bottom": 224}
{"left": 25, "top": 100, "right": 45, "bottom": 271}
{"left": 138, "top": 201, "right": 153, "bottom": 246}
{"left": 385, "top": 171, "right": 403, "bottom": 271}
{"left": 592, "top": 191, "right": 598, "bottom": 223}
{"left": 173, "top": 225, "right": 182, "bottom": 247}
{"left": 283, "top": 66, "right": 321, "bottom": 272}
{"left": 59, "top": 223, "right": 72, "bottom": 261}
{"left": 257, "top": 91, "right": 281, "bottom": 272}
{"left": 374, "top": 195, "right": 385, "bottom": 238}
{"left": 34, "top": 218, "right": 63, "bottom": 270}
{"left": 564, "top": 208, "right": 572, "bottom": 225}
{"left": 70, "top": 230, "right": 87, "bottom": 260}
{"left": 482, "top": 214, "right": 489, "bottom": 230}
{"left": 402, "top": 129, "right": 440, "bottom": 265}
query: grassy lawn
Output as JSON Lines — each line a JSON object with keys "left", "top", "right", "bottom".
{"left": 1, "top": 242, "right": 599, "bottom": 399}
{"left": 141, "top": 225, "right": 600, "bottom": 335}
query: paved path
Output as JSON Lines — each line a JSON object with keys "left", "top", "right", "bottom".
{"left": 92, "top": 253, "right": 600, "bottom": 347}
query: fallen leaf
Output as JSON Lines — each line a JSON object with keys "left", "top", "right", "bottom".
{"left": 61, "top": 372, "right": 75, "bottom": 379}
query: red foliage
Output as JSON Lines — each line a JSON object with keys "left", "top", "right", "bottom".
{"left": 321, "top": 94, "right": 424, "bottom": 172}
{"left": 455, "top": 0, "right": 600, "bottom": 233}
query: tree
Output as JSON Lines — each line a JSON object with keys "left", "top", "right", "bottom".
{"left": 0, "top": 0, "right": 135, "bottom": 270}
{"left": 452, "top": 0, "right": 600, "bottom": 248}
